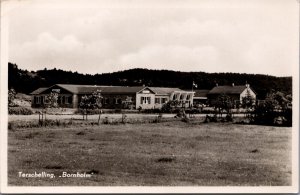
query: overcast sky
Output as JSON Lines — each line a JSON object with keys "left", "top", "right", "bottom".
{"left": 6, "top": 0, "right": 299, "bottom": 76}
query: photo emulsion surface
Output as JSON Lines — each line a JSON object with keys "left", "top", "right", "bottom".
{"left": 1, "top": 0, "right": 299, "bottom": 193}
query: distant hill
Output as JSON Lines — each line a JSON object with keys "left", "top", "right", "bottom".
{"left": 8, "top": 62, "right": 292, "bottom": 99}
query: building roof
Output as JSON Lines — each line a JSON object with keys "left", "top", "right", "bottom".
{"left": 100, "top": 86, "right": 145, "bottom": 94}
{"left": 148, "top": 87, "right": 189, "bottom": 95}
{"left": 30, "top": 87, "right": 48, "bottom": 95}
{"left": 208, "top": 85, "right": 248, "bottom": 95}
{"left": 194, "top": 90, "right": 210, "bottom": 97}
{"left": 32, "top": 84, "right": 145, "bottom": 95}
{"left": 31, "top": 84, "right": 195, "bottom": 96}
{"left": 55, "top": 84, "right": 102, "bottom": 94}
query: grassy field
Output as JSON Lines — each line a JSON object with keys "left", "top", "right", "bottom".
{"left": 8, "top": 122, "right": 291, "bottom": 186}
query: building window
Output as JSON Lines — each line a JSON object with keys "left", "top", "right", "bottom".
{"left": 186, "top": 95, "right": 190, "bottom": 100}
{"left": 62, "top": 96, "right": 65, "bottom": 104}
{"left": 125, "top": 96, "right": 132, "bottom": 102}
{"left": 65, "top": 96, "right": 69, "bottom": 104}
{"left": 35, "top": 96, "right": 41, "bottom": 104}
{"left": 141, "top": 97, "right": 144, "bottom": 104}
{"left": 113, "top": 98, "right": 119, "bottom": 104}
{"left": 173, "top": 94, "right": 177, "bottom": 100}
{"left": 155, "top": 98, "right": 160, "bottom": 104}
{"left": 58, "top": 96, "right": 61, "bottom": 104}
{"left": 68, "top": 96, "right": 72, "bottom": 104}
{"left": 147, "top": 97, "right": 151, "bottom": 104}
{"left": 118, "top": 98, "right": 122, "bottom": 104}
{"left": 37, "top": 96, "right": 41, "bottom": 104}
{"left": 105, "top": 98, "right": 109, "bottom": 104}
{"left": 141, "top": 96, "right": 151, "bottom": 104}
{"left": 180, "top": 94, "right": 184, "bottom": 100}
{"left": 114, "top": 98, "right": 122, "bottom": 104}
{"left": 161, "top": 98, "right": 167, "bottom": 104}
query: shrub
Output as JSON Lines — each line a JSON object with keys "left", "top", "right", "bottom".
{"left": 185, "top": 108, "right": 201, "bottom": 114}
{"left": 8, "top": 122, "right": 15, "bottom": 131}
{"left": 76, "top": 109, "right": 103, "bottom": 115}
{"left": 204, "top": 114, "right": 217, "bottom": 123}
{"left": 55, "top": 119, "right": 61, "bottom": 126}
{"left": 103, "top": 117, "right": 109, "bottom": 124}
{"left": 8, "top": 107, "right": 33, "bottom": 115}
{"left": 181, "top": 116, "right": 190, "bottom": 123}
{"left": 114, "top": 109, "right": 122, "bottom": 113}
{"left": 225, "top": 113, "right": 233, "bottom": 122}
{"left": 141, "top": 108, "right": 161, "bottom": 114}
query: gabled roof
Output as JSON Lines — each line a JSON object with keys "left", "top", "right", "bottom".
{"left": 194, "top": 90, "right": 210, "bottom": 97}
{"left": 30, "top": 87, "right": 48, "bottom": 95}
{"left": 148, "top": 87, "right": 188, "bottom": 95}
{"left": 208, "top": 85, "right": 248, "bottom": 95}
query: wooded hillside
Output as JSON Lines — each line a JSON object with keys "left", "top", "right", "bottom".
{"left": 8, "top": 62, "right": 292, "bottom": 99}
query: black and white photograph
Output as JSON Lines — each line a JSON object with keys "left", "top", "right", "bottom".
{"left": 0, "top": 0, "right": 299, "bottom": 193}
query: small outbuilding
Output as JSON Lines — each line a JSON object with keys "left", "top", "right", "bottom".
{"left": 207, "top": 84, "right": 256, "bottom": 106}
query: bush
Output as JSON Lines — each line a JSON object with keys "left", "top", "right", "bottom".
{"left": 181, "top": 116, "right": 190, "bottom": 123}
{"left": 152, "top": 114, "right": 163, "bottom": 123}
{"left": 114, "top": 109, "right": 122, "bottom": 113}
{"left": 185, "top": 108, "right": 201, "bottom": 114}
{"left": 9, "top": 121, "right": 40, "bottom": 129}
{"left": 8, "top": 122, "right": 15, "bottom": 131}
{"left": 141, "top": 108, "right": 161, "bottom": 114}
{"left": 8, "top": 107, "right": 33, "bottom": 115}
{"left": 76, "top": 109, "right": 102, "bottom": 115}
{"left": 204, "top": 114, "right": 217, "bottom": 123}
{"left": 225, "top": 113, "right": 233, "bottom": 122}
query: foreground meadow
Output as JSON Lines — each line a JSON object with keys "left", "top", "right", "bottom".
{"left": 8, "top": 122, "right": 291, "bottom": 186}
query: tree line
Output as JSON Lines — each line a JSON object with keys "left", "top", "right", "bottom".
{"left": 9, "top": 62, "right": 292, "bottom": 99}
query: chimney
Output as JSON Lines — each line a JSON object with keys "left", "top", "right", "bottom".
{"left": 232, "top": 83, "right": 235, "bottom": 87}
{"left": 245, "top": 84, "right": 250, "bottom": 88}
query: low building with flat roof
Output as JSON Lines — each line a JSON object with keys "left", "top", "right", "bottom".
{"left": 30, "top": 84, "right": 194, "bottom": 110}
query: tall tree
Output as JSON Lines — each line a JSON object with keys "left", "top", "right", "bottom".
{"left": 79, "top": 90, "right": 103, "bottom": 123}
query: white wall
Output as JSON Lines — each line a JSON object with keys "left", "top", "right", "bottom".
{"left": 153, "top": 95, "right": 169, "bottom": 109}
{"left": 240, "top": 88, "right": 256, "bottom": 101}
{"left": 136, "top": 92, "right": 155, "bottom": 109}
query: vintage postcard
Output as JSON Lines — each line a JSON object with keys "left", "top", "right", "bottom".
{"left": 0, "top": 0, "right": 299, "bottom": 193}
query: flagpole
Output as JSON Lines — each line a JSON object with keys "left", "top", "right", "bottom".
{"left": 192, "top": 81, "right": 194, "bottom": 92}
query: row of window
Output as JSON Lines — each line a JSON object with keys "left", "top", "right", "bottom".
{"left": 34, "top": 95, "right": 191, "bottom": 105}
{"left": 141, "top": 97, "right": 169, "bottom": 105}
{"left": 155, "top": 97, "right": 168, "bottom": 104}
{"left": 101, "top": 97, "right": 133, "bottom": 105}
{"left": 102, "top": 98, "right": 122, "bottom": 104}
{"left": 172, "top": 94, "right": 192, "bottom": 101}
{"left": 141, "top": 97, "right": 151, "bottom": 104}
{"left": 34, "top": 96, "right": 72, "bottom": 104}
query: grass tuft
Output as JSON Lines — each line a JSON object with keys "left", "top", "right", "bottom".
{"left": 156, "top": 157, "right": 175, "bottom": 163}
{"left": 76, "top": 131, "right": 85, "bottom": 135}
{"left": 86, "top": 169, "right": 100, "bottom": 175}
{"left": 44, "top": 165, "right": 63, "bottom": 169}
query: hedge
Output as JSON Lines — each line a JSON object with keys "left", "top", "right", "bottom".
{"left": 8, "top": 107, "right": 33, "bottom": 115}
